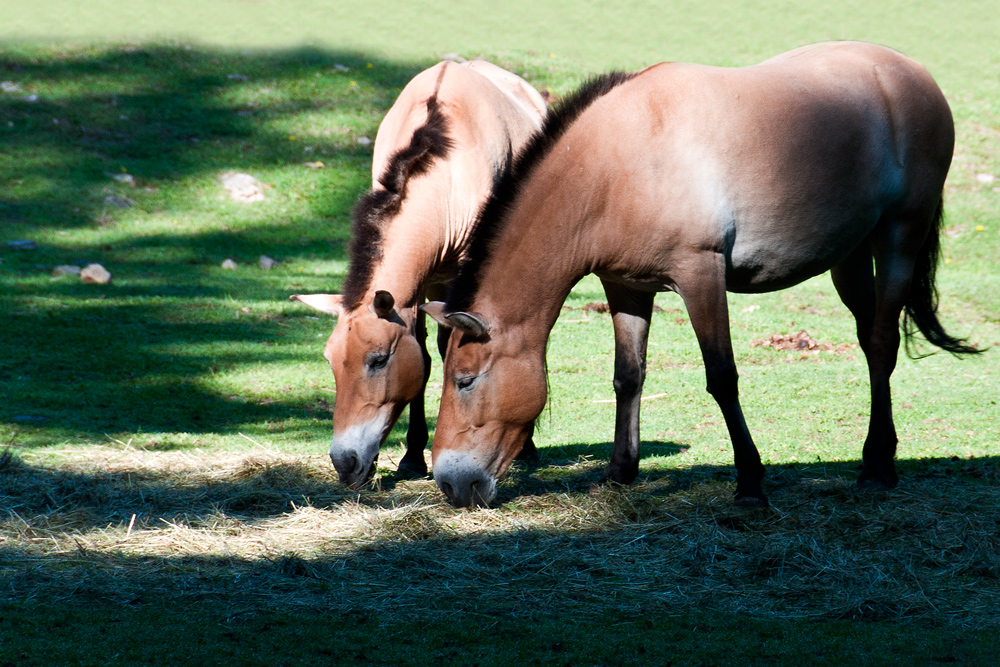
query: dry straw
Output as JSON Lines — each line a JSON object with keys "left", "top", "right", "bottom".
{"left": 1, "top": 446, "right": 998, "bottom": 626}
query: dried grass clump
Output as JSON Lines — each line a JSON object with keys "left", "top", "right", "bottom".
{"left": 2, "top": 446, "right": 999, "bottom": 627}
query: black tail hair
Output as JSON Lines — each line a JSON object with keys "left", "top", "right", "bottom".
{"left": 902, "top": 199, "right": 983, "bottom": 358}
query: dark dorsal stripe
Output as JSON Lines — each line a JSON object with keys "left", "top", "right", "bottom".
{"left": 446, "top": 70, "right": 636, "bottom": 313}
{"left": 342, "top": 96, "right": 454, "bottom": 312}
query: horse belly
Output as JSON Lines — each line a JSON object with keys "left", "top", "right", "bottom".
{"left": 710, "top": 114, "right": 901, "bottom": 292}
{"left": 724, "top": 208, "right": 881, "bottom": 293}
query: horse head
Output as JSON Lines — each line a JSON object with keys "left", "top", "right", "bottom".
{"left": 293, "top": 290, "right": 425, "bottom": 487}
{"left": 422, "top": 302, "right": 547, "bottom": 507}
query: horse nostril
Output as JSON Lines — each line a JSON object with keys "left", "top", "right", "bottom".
{"left": 440, "top": 481, "right": 456, "bottom": 501}
{"left": 331, "top": 452, "right": 359, "bottom": 478}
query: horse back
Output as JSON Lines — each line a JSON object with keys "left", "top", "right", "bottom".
{"left": 568, "top": 42, "right": 954, "bottom": 292}
{"left": 373, "top": 61, "right": 545, "bottom": 189}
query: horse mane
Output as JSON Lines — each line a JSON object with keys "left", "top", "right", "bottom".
{"left": 342, "top": 96, "right": 453, "bottom": 311}
{"left": 446, "top": 70, "right": 636, "bottom": 312}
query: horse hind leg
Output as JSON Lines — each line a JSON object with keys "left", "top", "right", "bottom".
{"left": 831, "top": 239, "right": 899, "bottom": 489}
{"left": 833, "top": 203, "right": 946, "bottom": 491}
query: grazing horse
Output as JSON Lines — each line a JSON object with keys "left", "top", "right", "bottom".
{"left": 423, "top": 42, "right": 981, "bottom": 508}
{"left": 292, "top": 60, "right": 547, "bottom": 487}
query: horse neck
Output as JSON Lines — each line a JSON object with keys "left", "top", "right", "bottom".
{"left": 369, "top": 164, "right": 487, "bottom": 309}
{"left": 476, "top": 173, "right": 600, "bottom": 348}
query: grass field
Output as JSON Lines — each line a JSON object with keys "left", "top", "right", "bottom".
{"left": 2, "top": 2, "right": 999, "bottom": 664}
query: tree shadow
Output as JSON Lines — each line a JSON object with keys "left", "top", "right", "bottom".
{"left": 1, "top": 44, "right": 424, "bottom": 230}
{"left": 2, "top": 451, "right": 999, "bottom": 637}
{"left": 0, "top": 44, "right": 451, "bottom": 441}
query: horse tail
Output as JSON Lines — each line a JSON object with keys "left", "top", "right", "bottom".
{"left": 902, "top": 197, "right": 983, "bottom": 358}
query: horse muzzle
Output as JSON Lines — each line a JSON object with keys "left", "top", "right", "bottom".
{"left": 433, "top": 450, "right": 498, "bottom": 508}
{"left": 329, "top": 418, "right": 387, "bottom": 488}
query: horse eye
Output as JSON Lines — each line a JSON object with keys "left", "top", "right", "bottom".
{"left": 367, "top": 352, "right": 390, "bottom": 371}
{"left": 456, "top": 375, "right": 476, "bottom": 391}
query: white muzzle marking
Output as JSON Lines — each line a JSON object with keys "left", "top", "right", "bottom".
{"left": 330, "top": 412, "right": 391, "bottom": 483}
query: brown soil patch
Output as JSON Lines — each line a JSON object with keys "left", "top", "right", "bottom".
{"left": 751, "top": 330, "right": 857, "bottom": 354}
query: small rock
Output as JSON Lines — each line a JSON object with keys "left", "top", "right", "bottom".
{"left": 52, "top": 265, "right": 82, "bottom": 276}
{"left": 221, "top": 259, "right": 238, "bottom": 270}
{"left": 976, "top": 173, "right": 996, "bottom": 184}
{"left": 7, "top": 240, "right": 37, "bottom": 250}
{"left": 1, "top": 81, "right": 21, "bottom": 93}
{"left": 333, "top": 64, "right": 350, "bottom": 72}
{"left": 105, "top": 194, "right": 133, "bottom": 208}
{"left": 221, "top": 171, "right": 266, "bottom": 202}
{"left": 356, "top": 136, "right": 372, "bottom": 146}
{"left": 23, "top": 94, "right": 38, "bottom": 103}
{"left": 113, "top": 173, "right": 136, "bottom": 186}
{"left": 259, "top": 255, "right": 280, "bottom": 270}
{"left": 80, "top": 263, "right": 112, "bottom": 284}
{"left": 303, "top": 161, "right": 325, "bottom": 169}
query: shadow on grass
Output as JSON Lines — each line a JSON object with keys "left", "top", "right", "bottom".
{"left": 1, "top": 452, "right": 999, "bottom": 639}
{"left": 1, "top": 44, "right": 425, "bottom": 230}
{"left": 0, "top": 44, "right": 451, "bottom": 440}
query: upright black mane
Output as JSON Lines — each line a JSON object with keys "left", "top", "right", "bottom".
{"left": 446, "top": 70, "right": 636, "bottom": 313}
{"left": 341, "top": 97, "right": 453, "bottom": 311}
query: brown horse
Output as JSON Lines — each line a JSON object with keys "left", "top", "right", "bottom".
{"left": 292, "top": 60, "right": 547, "bottom": 487}
{"left": 423, "top": 42, "right": 982, "bottom": 507}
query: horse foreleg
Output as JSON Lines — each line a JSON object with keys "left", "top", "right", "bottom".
{"left": 598, "top": 280, "right": 655, "bottom": 485}
{"left": 679, "top": 255, "right": 767, "bottom": 506}
{"left": 399, "top": 306, "right": 431, "bottom": 478}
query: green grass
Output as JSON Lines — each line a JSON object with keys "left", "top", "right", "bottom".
{"left": 2, "top": 1, "right": 1000, "bottom": 664}
{"left": 5, "top": 601, "right": 999, "bottom": 666}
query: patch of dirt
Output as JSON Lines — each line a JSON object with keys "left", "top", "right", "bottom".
{"left": 751, "top": 330, "right": 856, "bottom": 354}
{"left": 579, "top": 302, "right": 674, "bottom": 314}
{"left": 581, "top": 302, "right": 610, "bottom": 313}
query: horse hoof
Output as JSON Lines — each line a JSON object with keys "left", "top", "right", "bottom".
{"left": 597, "top": 466, "right": 638, "bottom": 486}
{"left": 734, "top": 493, "right": 769, "bottom": 509}
{"left": 857, "top": 467, "right": 898, "bottom": 492}
{"left": 396, "top": 457, "right": 428, "bottom": 479}
{"left": 856, "top": 477, "right": 895, "bottom": 493}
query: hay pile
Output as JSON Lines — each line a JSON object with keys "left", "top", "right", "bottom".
{"left": 2, "top": 447, "right": 998, "bottom": 626}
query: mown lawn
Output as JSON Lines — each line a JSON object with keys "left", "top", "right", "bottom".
{"left": 2, "top": 2, "right": 999, "bottom": 665}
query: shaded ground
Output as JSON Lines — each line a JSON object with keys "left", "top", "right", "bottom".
{"left": 3, "top": 447, "right": 999, "bottom": 629}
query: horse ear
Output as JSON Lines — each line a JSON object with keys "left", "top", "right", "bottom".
{"left": 446, "top": 312, "right": 490, "bottom": 339}
{"left": 372, "top": 290, "right": 395, "bottom": 319}
{"left": 420, "top": 301, "right": 451, "bottom": 328}
{"left": 290, "top": 294, "right": 343, "bottom": 316}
